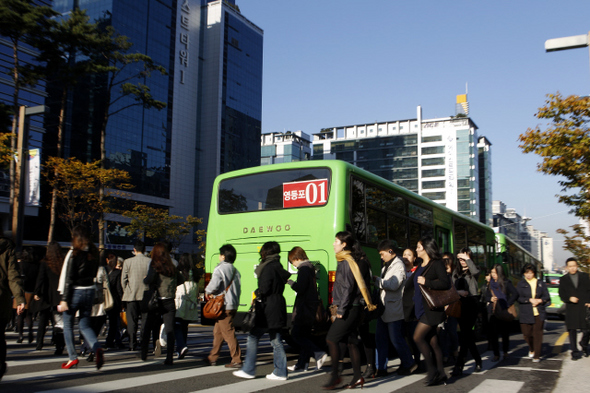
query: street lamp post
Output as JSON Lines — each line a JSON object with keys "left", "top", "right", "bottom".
{"left": 12, "top": 105, "right": 45, "bottom": 251}
{"left": 545, "top": 31, "right": 590, "bottom": 74}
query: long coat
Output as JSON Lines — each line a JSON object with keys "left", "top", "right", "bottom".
{"left": 34, "top": 260, "right": 61, "bottom": 311}
{"left": 0, "top": 237, "right": 25, "bottom": 321}
{"left": 290, "top": 261, "right": 318, "bottom": 326}
{"left": 516, "top": 279, "right": 551, "bottom": 324}
{"left": 255, "top": 257, "right": 291, "bottom": 330}
{"left": 559, "top": 272, "right": 590, "bottom": 330}
{"left": 375, "top": 255, "right": 406, "bottom": 323}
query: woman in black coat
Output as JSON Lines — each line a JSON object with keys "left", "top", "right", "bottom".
{"left": 287, "top": 246, "right": 328, "bottom": 372}
{"left": 33, "top": 242, "right": 65, "bottom": 353}
{"left": 233, "top": 241, "right": 291, "bottom": 380}
{"left": 558, "top": 258, "right": 590, "bottom": 359}
{"left": 484, "top": 263, "right": 518, "bottom": 361}
{"left": 410, "top": 236, "right": 450, "bottom": 386}
{"left": 105, "top": 254, "right": 124, "bottom": 349}
{"left": 517, "top": 263, "right": 550, "bottom": 362}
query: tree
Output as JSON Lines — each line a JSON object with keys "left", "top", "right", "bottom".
{"left": 519, "top": 93, "right": 590, "bottom": 265}
{"left": 43, "top": 157, "right": 133, "bottom": 236}
{"left": 123, "top": 205, "right": 206, "bottom": 251}
{"left": 556, "top": 225, "right": 590, "bottom": 273}
{"left": 37, "top": 9, "right": 112, "bottom": 243}
{"left": 90, "top": 25, "right": 168, "bottom": 254}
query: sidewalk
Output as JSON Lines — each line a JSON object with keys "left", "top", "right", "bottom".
{"left": 553, "top": 351, "right": 590, "bottom": 391}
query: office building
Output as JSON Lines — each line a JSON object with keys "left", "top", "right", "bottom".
{"left": 312, "top": 104, "right": 486, "bottom": 222}
{"left": 260, "top": 131, "right": 311, "bottom": 165}
{"left": 0, "top": 0, "right": 52, "bottom": 234}
{"left": 41, "top": 0, "right": 262, "bottom": 250}
{"left": 478, "top": 136, "right": 492, "bottom": 226}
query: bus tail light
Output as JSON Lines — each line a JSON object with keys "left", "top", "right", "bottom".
{"left": 328, "top": 270, "right": 336, "bottom": 305}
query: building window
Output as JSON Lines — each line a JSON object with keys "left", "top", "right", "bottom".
{"left": 422, "top": 180, "right": 445, "bottom": 189}
{"left": 422, "top": 169, "right": 445, "bottom": 177}
{"left": 422, "top": 157, "right": 445, "bottom": 166}
{"left": 421, "top": 135, "right": 442, "bottom": 143}
{"left": 423, "top": 192, "right": 446, "bottom": 200}
{"left": 421, "top": 146, "right": 445, "bottom": 155}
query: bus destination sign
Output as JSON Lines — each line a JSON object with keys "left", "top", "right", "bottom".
{"left": 283, "top": 179, "right": 328, "bottom": 208}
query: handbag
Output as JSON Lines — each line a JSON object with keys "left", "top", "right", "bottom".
{"left": 103, "top": 280, "right": 115, "bottom": 311}
{"left": 141, "top": 289, "right": 160, "bottom": 312}
{"left": 241, "top": 302, "right": 257, "bottom": 332}
{"left": 203, "top": 268, "right": 236, "bottom": 320}
{"left": 418, "top": 261, "right": 460, "bottom": 310}
{"left": 445, "top": 299, "right": 462, "bottom": 318}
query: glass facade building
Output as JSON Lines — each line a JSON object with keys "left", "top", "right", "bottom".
{"left": 6, "top": 0, "right": 264, "bottom": 249}
{"left": 0, "top": 0, "right": 52, "bottom": 232}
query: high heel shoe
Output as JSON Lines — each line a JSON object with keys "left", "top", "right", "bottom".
{"left": 322, "top": 376, "right": 342, "bottom": 390}
{"left": 347, "top": 377, "right": 365, "bottom": 389}
{"left": 61, "top": 359, "right": 79, "bottom": 369}
{"left": 474, "top": 362, "right": 482, "bottom": 372}
{"left": 425, "top": 372, "right": 439, "bottom": 386}
{"left": 436, "top": 373, "right": 448, "bottom": 385}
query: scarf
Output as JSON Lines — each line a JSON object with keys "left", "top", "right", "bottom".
{"left": 336, "top": 250, "right": 376, "bottom": 312}
{"left": 525, "top": 277, "right": 539, "bottom": 316}
{"left": 490, "top": 279, "right": 507, "bottom": 302}
{"left": 255, "top": 254, "right": 280, "bottom": 278}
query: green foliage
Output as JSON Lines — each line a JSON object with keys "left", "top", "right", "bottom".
{"left": 556, "top": 225, "right": 590, "bottom": 273}
{"left": 43, "top": 157, "right": 134, "bottom": 235}
{"left": 123, "top": 205, "right": 206, "bottom": 251}
{"left": 520, "top": 93, "right": 590, "bottom": 263}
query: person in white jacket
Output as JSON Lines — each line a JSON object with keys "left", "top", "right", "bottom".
{"left": 205, "top": 244, "right": 242, "bottom": 368}
{"left": 373, "top": 240, "right": 417, "bottom": 377}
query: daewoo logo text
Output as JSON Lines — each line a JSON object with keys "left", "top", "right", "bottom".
{"left": 243, "top": 224, "right": 291, "bottom": 234}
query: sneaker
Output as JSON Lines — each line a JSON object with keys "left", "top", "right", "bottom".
{"left": 528, "top": 351, "right": 534, "bottom": 358}
{"left": 233, "top": 370, "right": 255, "bottom": 379}
{"left": 154, "top": 341, "right": 161, "bottom": 357}
{"left": 225, "top": 362, "right": 243, "bottom": 368}
{"left": 532, "top": 358, "right": 540, "bottom": 363}
{"left": 316, "top": 353, "right": 329, "bottom": 370}
{"left": 266, "top": 372, "right": 288, "bottom": 381}
{"left": 178, "top": 347, "right": 188, "bottom": 360}
{"left": 287, "top": 363, "right": 308, "bottom": 372}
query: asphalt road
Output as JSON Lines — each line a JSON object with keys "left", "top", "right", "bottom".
{"left": 0, "top": 318, "right": 572, "bottom": 393}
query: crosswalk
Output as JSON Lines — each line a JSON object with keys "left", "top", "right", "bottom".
{"left": 1, "top": 325, "right": 567, "bottom": 393}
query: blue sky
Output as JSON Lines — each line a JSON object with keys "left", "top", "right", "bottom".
{"left": 238, "top": 0, "right": 590, "bottom": 266}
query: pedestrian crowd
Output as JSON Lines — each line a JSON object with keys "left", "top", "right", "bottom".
{"left": 1, "top": 228, "right": 590, "bottom": 390}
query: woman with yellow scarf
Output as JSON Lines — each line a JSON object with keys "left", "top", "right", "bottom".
{"left": 516, "top": 263, "right": 550, "bottom": 362}
{"left": 322, "top": 231, "right": 375, "bottom": 390}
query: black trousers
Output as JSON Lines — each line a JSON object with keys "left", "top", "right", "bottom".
{"left": 126, "top": 301, "right": 141, "bottom": 348}
{"left": 489, "top": 315, "right": 510, "bottom": 356}
{"left": 456, "top": 297, "right": 482, "bottom": 365}
{"left": 141, "top": 298, "right": 175, "bottom": 361}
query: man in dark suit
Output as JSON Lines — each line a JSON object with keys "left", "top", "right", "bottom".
{"left": 121, "top": 241, "right": 151, "bottom": 350}
{"left": 558, "top": 257, "right": 590, "bottom": 360}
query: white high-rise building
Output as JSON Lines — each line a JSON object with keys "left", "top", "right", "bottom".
{"left": 312, "top": 104, "right": 488, "bottom": 222}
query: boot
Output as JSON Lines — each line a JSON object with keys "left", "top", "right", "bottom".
{"left": 362, "top": 364, "right": 376, "bottom": 379}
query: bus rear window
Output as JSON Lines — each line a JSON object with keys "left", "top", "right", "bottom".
{"left": 218, "top": 168, "right": 331, "bottom": 213}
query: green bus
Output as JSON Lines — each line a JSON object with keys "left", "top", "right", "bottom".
{"left": 203, "top": 160, "right": 496, "bottom": 327}
{"left": 543, "top": 273, "right": 565, "bottom": 319}
{"left": 494, "top": 233, "right": 543, "bottom": 281}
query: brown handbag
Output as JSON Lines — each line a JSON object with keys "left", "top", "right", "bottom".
{"left": 202, "top": 268, "right": 236, "bottom": 320}
{"left": 418, "top": 261, "right": 461, "bottom": 310}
